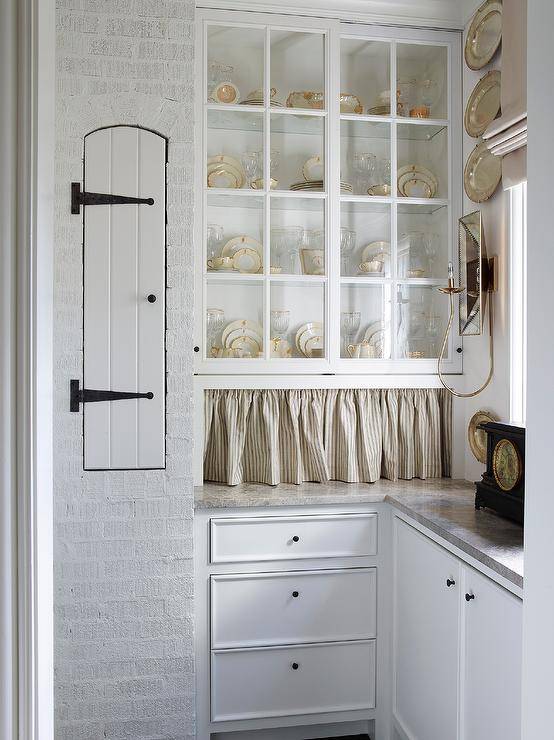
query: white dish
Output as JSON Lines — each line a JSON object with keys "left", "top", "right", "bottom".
{"left": 304, "top": 334, "right": 324, "bottom": 357}
{"left": 270, "top": 337, "right": 292, "bottom": 358}
{"left": 224, "top": 325, "right": 263, "bottom": 349}
{"left": 361, "top": 241, "right": 390, "bottom": 264}
{"left": 221, "top": 235, "right": 262, "bottom": 258}
{"left": 222, "top": 319, "right": 263, "bottom": 348}
{"left": 211, "top": 81, "right": 240, "bottom": 105}
{"left": 207, "top": 168, "right": 240, "bottom": 189}
{"left": 397, "top": 165, "right": 438, "bottom": 198}
{"left": 465, "top": 0, "right": 502, "bottom": 71}
{"left": 302, "top": 156, "right": 324, "bottom": 182}
{"left": 229, "top": 334, "right": 260, "bottom": 357}
{"left": 207, "top": 155, "right": 245, "bottom": 187}
{"left": 232, "top": 247, "right": 262, "bottom": 274}
{"left": 363, "top": 321, "right": 385, "bottom": 357}
{"left": 398, "top": 164, "right": 438, "bottom": 189}
{"left": 295, "top": 322, "right": 323, "bottom": 356}
{"left": 464, "top": 70, "right": 501, "bottom": 138}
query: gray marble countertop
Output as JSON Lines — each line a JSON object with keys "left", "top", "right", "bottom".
{"left": 195, "top": 479, "right": 524, "bottom": 588}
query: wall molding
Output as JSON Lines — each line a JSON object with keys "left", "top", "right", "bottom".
{"left": 197, "top": 0, "right": 468, "bottom": 29}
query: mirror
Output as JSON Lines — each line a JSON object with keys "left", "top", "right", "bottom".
{"left": 458, "top": 210, "right": 490, "bottom": 336}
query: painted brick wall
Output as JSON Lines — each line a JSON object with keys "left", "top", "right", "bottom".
{"left": 54, "top": 2, "right": 195, "bottom": 738}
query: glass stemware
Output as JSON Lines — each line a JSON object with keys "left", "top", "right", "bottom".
{"left": 341, "top": 311, "right": 361, "bottom": 356}
{"left": 207, "top": 308, "right": 225, "bottom": 356}
{"left": 270, "top": 309, "right": 291, "bottom": 339}
{"left": 352, "top": 152, "right": 376, "bottom": 195}
{"left": 207, "top": 223, "right": 223, "bottom": 262}
{"left": 340, "top": 227, "right": 356, "bottom": 274}
{"left": 241, "top": 151, "right": 261, "bottom": 188}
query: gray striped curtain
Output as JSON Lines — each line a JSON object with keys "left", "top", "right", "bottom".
{"left": 204, "top": 388, "right": 451, "bottom": 486}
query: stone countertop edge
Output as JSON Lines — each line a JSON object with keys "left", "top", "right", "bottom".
{"left": 194, "top": 479, "right": 524, "bottom": 589}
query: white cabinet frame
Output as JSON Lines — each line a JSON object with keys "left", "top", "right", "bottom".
{"left": 194, "top": 9, "right": 463, "bottom": 376}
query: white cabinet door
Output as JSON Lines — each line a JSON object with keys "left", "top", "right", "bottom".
{"left": 83, "top": 125, "right": 166, "bottom": 469}
{"left": 461, "top": 567, "right": 522, "bottom": 740}
{"left": 394, "top": 519, "right": 461, "bottom": 740}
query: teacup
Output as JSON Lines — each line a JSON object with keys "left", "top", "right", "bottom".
{"left": 207, "top": 256, "right": 234, "bottom": 271}
{"left": 348, "top": 342, "right": 378, "bottom": 359}
{"left": 359, "top": 259, "right": 384, "bottom": 274}
{"left": 251, "top": 177, "right": 278, "bottom": 190}
{"left": 367, "top": 184, "right": 391, "bottom": 197}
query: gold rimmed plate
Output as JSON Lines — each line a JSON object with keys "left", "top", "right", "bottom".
{"left": 464, "top": 140, "right": 502, "bottom": 203}
{"left": 468, "top": 410, "right": 498, "bottom": 463}
{"left": 465, "top": 70, "right": 501, "bottom": 138}
{"left": 465, "top": 0, "right": 502, "bottom": 71}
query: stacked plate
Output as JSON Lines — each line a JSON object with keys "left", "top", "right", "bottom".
{"left": 397, "top": 164, "right": 438, "bottom": 199}
{"left": 367, "top": 104, "right": 390, "bottom": 116}
{"left": 295, "top": 322, "right": 324, "bottom": 358}
{"left": 240, "top": 88, "right": 284, "bottom": 107}
{"left": 362, "top": 321, "right": 386, "bottom": 358}
{"left": 207, "top": 155, "right": 245, "bottom": 189}
{"left": 289, "top": 180, "right": 353, "bottom": 194}
{"left": 221, "top": 235, "right": 263, "bottom": 273}
{"left": 221, "top": 319, "right": 263, "bottom": 358}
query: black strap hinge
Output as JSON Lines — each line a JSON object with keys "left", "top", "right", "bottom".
{"left": 70, "top": 379, "right": 153, "bottom": 412}
{"left": 71, "top": 182, "right": 154, "bottom": 214}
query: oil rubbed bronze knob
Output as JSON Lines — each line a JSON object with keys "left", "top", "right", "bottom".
{"left": 446, "top": 578, "right": 456, "bottom": 587}
{"left": 465, "top": 593, "right": 475, "bottom": 602}
{"left": 291, "top": 662, "right": 299, "bottom": 670}
{"left": 147, "top": 294, "right": 156, "bottom": 303}
{"left": 292, "top": 535, "right": 300, "bottom": 543}
{"left": 292, "top": 591, "right": 299, "bottom": 598}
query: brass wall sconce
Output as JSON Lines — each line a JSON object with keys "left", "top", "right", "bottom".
{"left": 437, "top": 211, "right": 496, "bottom": 398}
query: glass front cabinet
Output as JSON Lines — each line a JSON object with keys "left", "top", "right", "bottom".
{"left": 194, "top": 11, "right": 462, "bottom": 374}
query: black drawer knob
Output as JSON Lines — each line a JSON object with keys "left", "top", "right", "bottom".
{"left": 292, "top": 591, "right": 299, "bottom": 598}
{"left": 465, "top": 593, "right": 475, "bottom": 602}
{"left": 147, "top": 294, "right": 157, "bottom": 303}
{"left": 291, "top": 662, "right": 299, "bottom": 670}
{"left": 446, "top": 578, "right": 456, "bottom": 587}
{"left": 292, "top": 535, "right": 299, "bottom": 543}
{"left": 193, "top": 346, "right": 200, "bottom": 353}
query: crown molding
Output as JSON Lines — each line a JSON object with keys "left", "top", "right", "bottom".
{"left": 196, "top": 0, "right": 467, "bottom": 30}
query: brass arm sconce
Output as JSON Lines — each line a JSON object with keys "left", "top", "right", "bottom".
{"left": 436, "top": 211, "right": 496, "bottom": 398}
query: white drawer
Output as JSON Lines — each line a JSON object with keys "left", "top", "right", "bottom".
{"left": 211, "top": 640, "right": 376, "bottom": 721}
{"left": 211, "top": 568, "right": 376, "bottom": 648}
{"left": 209, "top": 513, "right": 378, "bottom": 563}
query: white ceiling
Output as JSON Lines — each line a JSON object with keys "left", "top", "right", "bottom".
{"left": 198, "top": 0, "right": 480, "bottom": 29}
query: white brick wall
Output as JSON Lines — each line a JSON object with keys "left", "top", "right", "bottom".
{"left": 54, "top": 2, "right": 195, "bottom": 738}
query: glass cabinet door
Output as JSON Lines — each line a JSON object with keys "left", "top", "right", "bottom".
{"left": 203, "top": 21, "right": 328, "bottom": 364}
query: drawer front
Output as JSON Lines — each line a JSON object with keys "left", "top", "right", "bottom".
{"left": 211, "top": 568, "right": 376, "bottom": 648}
{"left": 210, "top": 513, "right": 378, "bottom": 563}
{"left": 211, "top": 640, "right": 376, "bottom": 721}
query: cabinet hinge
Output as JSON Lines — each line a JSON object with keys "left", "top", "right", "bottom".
{"left": 70, "top": 379, "right": 153, "bottom": 412}
{"left": 71, "top": 182, "right": 154, "bottom": 214}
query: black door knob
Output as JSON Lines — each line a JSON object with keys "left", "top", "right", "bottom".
{"left": 193, "top": 346, "right": 200, "bottom": 353}
{"left": 292, "top": 591, "right": 299, "bottom": 598}
{"left": 291, "top": 662, "right": 299, "bottom": 670}
{"left": 147, "top": 294, "right": 156, "bottom": 303}
{"left": 465, "top": 593, "right": 475, "bottom": 602}
{"left": 446, "top": 578, "right": 456, "bottom": 587}
{"left": 292, "top": 535, "right": 299, "bottom": 543}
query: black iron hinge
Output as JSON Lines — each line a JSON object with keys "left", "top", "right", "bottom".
{"left": 70, "top": 379, "right": 153, "bottom": 412}
{"left": 71, "top": 182, "right": 154, "bottom": 214}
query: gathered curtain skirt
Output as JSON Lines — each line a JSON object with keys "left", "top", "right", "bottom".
{"left": 204, "top": 388, "right": 452, "bottom": 486}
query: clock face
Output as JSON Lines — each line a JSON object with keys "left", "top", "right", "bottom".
{"left": 492, "top": 438, "right": 522, "bottom": 492}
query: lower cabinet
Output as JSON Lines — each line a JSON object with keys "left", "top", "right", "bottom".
{"left": 393, "top": 518, "right": 522, "bottom": 740}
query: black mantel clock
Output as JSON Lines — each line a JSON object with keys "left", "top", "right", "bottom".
{"left": 475, "top": 422, "right": 525, "bottom": 525}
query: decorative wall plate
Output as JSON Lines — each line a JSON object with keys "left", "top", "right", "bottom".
{"left": 232, "top": 247, "right": 262, "bottom": 273}
{"left": 464, "top": 70, "right": 501, "bottom": 138}
{"left": 464, "top": 140, "right": 502, "bottom": 203}
{"left": 465, "top": 0, "right": 502, "bottom": 71}
{"left": 468, "top": 409, "right": 498, "bottom": 463}
{"left": 221, "top": 235, "right": 262, "bottom": 258}
{"left": 302, "top": 156, "right": 324, "bottom": 182}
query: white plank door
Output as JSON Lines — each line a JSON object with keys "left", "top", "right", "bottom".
{"left": 393, "top": 518, "right": 461, "bottom": 740}
{"left": 461, "top": 566, "right": 522, "bottom": 740}
{"left": 83, "top": 126, "right": 166, "bottom": 469}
